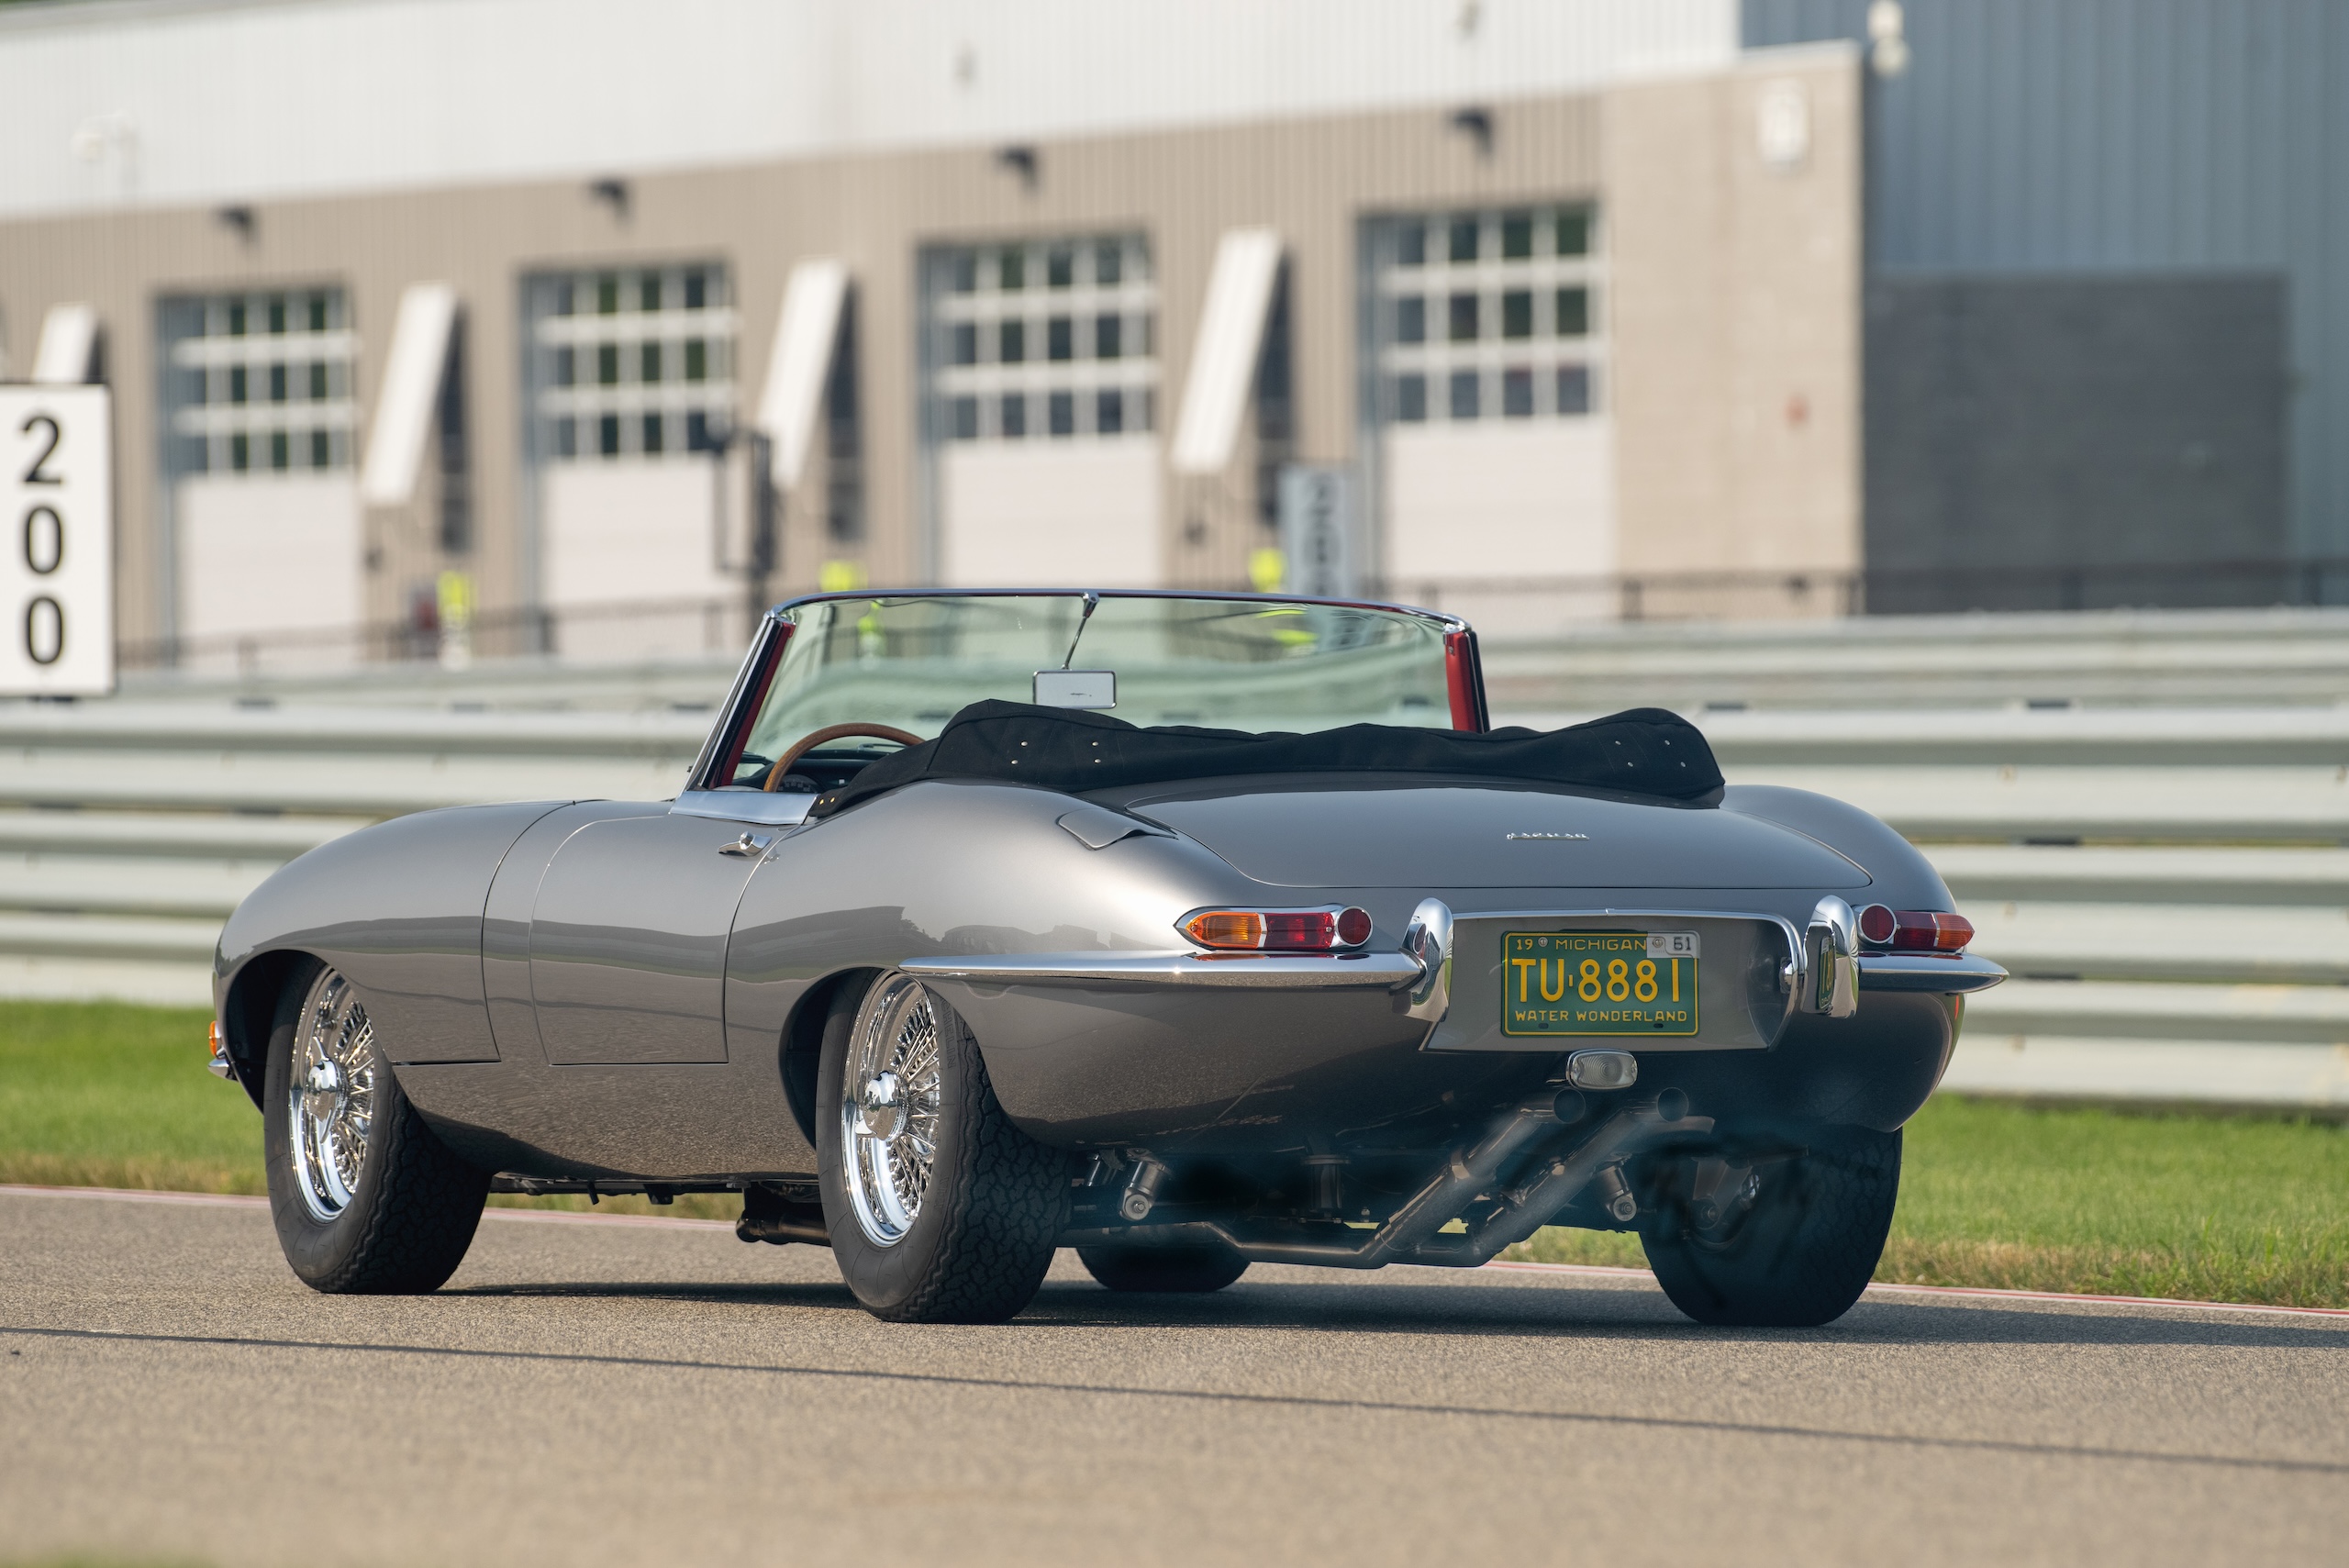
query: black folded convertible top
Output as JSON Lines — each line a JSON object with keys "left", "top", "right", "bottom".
{"left": 807, "top": 700, "right": 1722, "bottom": 816}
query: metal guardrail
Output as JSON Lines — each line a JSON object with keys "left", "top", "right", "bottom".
{"left": 7, "top": 611, "right": 2348, "bottom": 1106}
{"left": 1483, "top": 605, "right": 2349, "bottom": 711}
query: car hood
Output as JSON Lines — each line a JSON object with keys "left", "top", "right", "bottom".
{"left": 1127, "top": 782, "right": 1870, "bottom": 890}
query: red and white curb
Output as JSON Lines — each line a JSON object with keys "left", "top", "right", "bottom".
{"left": 6, "top": 1184, "right": 2344, "bottom": 1319}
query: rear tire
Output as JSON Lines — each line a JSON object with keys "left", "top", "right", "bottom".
{"left": 1078, "top": 1242, "right": 1249, "bottom": 1295}
{"left": 1641, "top": 1126, "right": 1899, "bottom": 1328}
{"left": 262, "top": 959, "right": 489, "bottom": 1294}
{"left": 818, "top": 973, "right": 1068, "bottom": 1323}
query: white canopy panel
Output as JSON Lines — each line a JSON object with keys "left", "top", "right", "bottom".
{"left": 359, "top": 283, "right": 457, "bottom": 508}
{"left": 0, "top": 0, "right": 1733, "bottom": 219}
{"left": 1170, "top": 228, "right": 1283, "bottom": 477}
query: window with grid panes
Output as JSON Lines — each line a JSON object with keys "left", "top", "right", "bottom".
{"left": 522, "top": 264, "right": 736, "bottom": 462}
{"left": 922, "top": 235, "right": 1157, "bottom": 443}
{"left": 1366, "top": 205, "right": 1601, "bottom": 427}
{"left": 160, "top": 289, "right": 358, "bottom": 475}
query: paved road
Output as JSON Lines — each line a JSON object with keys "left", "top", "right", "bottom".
{"left": 2, "top": 1189, "right": 2343, "bottom": 1568}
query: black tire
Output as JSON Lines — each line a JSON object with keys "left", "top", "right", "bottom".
{"left": 1641, "top": 1126, "right": 1900, "bottom": 1328}
{"left": 817, "top": 973, "right": 1068, "bottom": 1324}
{"left": 262, "top": 959, "right": 489, "bottom": 1294}
{"left": 1077, "top": 1242, "right": 1249, "bottom": 1295}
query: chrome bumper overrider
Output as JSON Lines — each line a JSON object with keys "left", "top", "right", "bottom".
{"left": 1856, "top": 951, "right": 2008, "bottom": 993}
{"left": 899, "top": 951, "right": 1423, "bottom": 990}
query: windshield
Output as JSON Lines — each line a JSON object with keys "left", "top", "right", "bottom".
{"left": 733, "top": 594, "right": 1454, "bottom": 780}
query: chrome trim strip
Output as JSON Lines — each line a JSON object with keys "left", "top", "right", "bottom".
{"left": 900, "top": 951, "right": 1422, "bottom": 990}
{"left": 765, "top": 587, "right": 1469, "bottom": 637}
{"left": 670, "top": 788, "right": 815, "bottom": 828}
{"left": 1857, "top": 951, "right": 2009, "bottom": 994}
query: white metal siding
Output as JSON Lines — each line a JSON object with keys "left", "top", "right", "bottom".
{"left": 0, "top": 0, "right": 1733, "bottom": 220}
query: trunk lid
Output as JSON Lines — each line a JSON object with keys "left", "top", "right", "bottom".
{"left": 1128, "top": 783, "right": 1867, "bottom": 890}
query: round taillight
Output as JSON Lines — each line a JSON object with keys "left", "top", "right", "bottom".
{"left": 1335, "top": 906, "right": 1373, "bottom": 946}
{"left": 1857, "top": 903, "right": 1897, "bottom": 945}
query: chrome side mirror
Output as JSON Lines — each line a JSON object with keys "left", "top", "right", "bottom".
{"left": 1401, "top": 897, "right": 1453, "bottom": 1024}
{"left": 1805, "top": 895, "right": 1859, "bottom": 1018}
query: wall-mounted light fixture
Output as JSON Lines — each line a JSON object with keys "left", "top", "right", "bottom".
{"left": 588, "top": 177, "right": 630, "bottom": 221}
{"left": 216, "top": 205, "right": 255, "bottom": 242}
{"left": 1868, "top": 0, "right": 1910, "bottom": 77}
{"left": 996, "top": 145, "right": 1039, "bottom": 191}
{"left": 1448, "top": 106, "right": 1493, "bottom": 159}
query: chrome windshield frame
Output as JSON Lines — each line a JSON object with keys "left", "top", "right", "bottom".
{"left": 763, "top": 587, "right": 1468, "bottom": 636}
{"left": 687, "top": 588, "right": 1480, "bottom": 795}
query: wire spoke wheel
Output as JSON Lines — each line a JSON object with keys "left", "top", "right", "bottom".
{"left": 840, "top": 975, "right": 946, "bottom": 1248}
{"left": 286, "top": 968, "right": 379, "bottom": 1221}
{"left": 262, "top": 957, "right": 491, "bottom": 1295}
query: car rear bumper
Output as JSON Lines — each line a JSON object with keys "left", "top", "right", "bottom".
{"left": 899, "top": 951, "right": 1420, "bottom": 989}
{"left": 1858, "top": 951, "right": 2009, "bottom": 993}
{"left": 912, "top": 916, "right": 1998, "bottom": 1150}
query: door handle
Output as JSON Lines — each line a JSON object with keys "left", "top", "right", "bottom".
{"left": 718, "top": 832, "right": 774, "bottom": 859}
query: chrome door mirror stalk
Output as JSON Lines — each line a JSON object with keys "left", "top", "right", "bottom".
{"left": 1401, "top": 897, "right": 1453, "bottom": 1024}
{"left": 1805, "top": 895, "right": 1860, "bottom": 1018}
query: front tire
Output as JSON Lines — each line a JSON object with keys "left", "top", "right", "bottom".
{"left": 1641, "top": 1126, "right": 1900, "bottom": 1328}
{"left": 817, "top": 973, "right": 1067, "bottom": 1323}
{"left": 1078, "top": 1242, "right": 1249, "bottom": 1295}
{"left": 262, "top": 960, "right": 489, "bottom": 1294}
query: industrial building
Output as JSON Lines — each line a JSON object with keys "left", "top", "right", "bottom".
{"left": 0, "top": 0, "right": 2329, "bottom": 669}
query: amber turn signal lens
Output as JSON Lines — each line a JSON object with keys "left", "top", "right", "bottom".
{"left": 1180, "top": 907, "right": 1373, "bottom": 952}
{"left": 1183, "top": 911, "right": 1266, "bottom": 949}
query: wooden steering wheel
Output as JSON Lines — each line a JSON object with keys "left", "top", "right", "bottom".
{"left": 762, "top": 723, "right": 926, "bottom": 792}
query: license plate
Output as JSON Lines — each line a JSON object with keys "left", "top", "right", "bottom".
{"left": 1501, "top": 930, "right": 1699, "bottom": 1037}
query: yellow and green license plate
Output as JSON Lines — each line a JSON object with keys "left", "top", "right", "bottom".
{"left": 1501, "top": 930, "right": 1699, "bottom": 1037}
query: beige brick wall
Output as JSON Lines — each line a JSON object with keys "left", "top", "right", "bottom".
{"left": 0, "top": 53, "right": 1861, "bottom": 649}
{"left": 1607, "top": 44, "right": 1864, "bottom": 615}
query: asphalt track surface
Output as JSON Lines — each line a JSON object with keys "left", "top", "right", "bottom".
{"left": 3, "top": 1188, "right": 2343, "bottom": 1568}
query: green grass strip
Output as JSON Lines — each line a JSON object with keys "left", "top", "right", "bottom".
{"left": 5, "top": 1000, "right": 2344, "bottom": 1305}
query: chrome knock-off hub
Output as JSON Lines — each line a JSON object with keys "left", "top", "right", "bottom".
{"left": 859, "top": 1072, "right": 907, "bottom": 1139}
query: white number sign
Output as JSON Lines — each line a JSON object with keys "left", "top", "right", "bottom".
{"left": 0, "top": 386, "right": 113, "bottom": 695}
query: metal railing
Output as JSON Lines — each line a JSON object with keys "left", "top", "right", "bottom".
{"left": 11, "top": 608, "right": 2349, "bottom": 1108}
{"left": 105, "top": 557, "right": 2349, "bottom": 681}
{"left": 117, "top": 595, "right": 763, "bottom": 678}
{"left": 1393, "top": 556, "right": 2349, "bottom": 624}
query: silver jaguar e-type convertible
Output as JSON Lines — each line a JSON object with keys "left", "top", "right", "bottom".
{"left": 209, "top": 590, "right": 2003, "bottom": 1326}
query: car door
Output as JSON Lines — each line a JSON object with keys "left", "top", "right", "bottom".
{"left": 528, "top": 806, "right": 783, "bottom": 1065}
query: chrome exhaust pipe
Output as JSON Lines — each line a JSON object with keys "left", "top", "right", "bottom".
{"left": 1420, "top": 1099, "right": 1712, "bottom": 1265}
{"left": 1191, "top": 1096, "right": 1708, "bottom": 1271}
{"left": 1192, "top": 1094, "right": 1559, "bottom": 1270}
